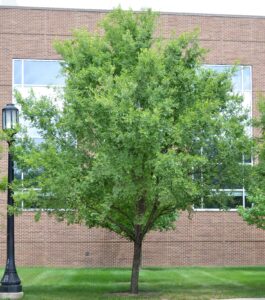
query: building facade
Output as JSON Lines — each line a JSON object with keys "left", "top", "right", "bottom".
{"left": 0, "top": 6, "right": 265, "bottom": 267}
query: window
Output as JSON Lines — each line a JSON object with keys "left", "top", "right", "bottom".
{"left": 13, "top": 59, "right": 65, "bottom": 209}
{"left": 13, "top": 61, "right": 252, "bottom": 210}
{"left": 194, "top": 65, "right": 252, "bottom": 210}
{"left": 13, "top": 59, "right": 65, "bottom": 140}
{"left": 13, "top": 59, "right": 65, "bottom": 86}
{"left": 206, "top": 65, "right": 252, "bottom": 137}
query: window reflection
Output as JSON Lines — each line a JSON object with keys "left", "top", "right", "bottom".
{"left": 13, "top": 59, "right": 64, "bottom": 210}
{"left": 13, "top": 59, "right": 65, "bottom": 86}
{"left": 205, "top": 65, "right": 252, "bottom": 93}
{"left": 198, "top": 64, "right": 252, "bottom": 209}
{"left": 14, "top": 60, "right": 22, "bottom": 85}
{"left": 13, "top": 61, "right": 252, "bottom": 210}
{"left": 243, "top": 66, "right": 252, "bottom": 91}
{"left": 231, "top": 69, "right": 242, "bottom": 91}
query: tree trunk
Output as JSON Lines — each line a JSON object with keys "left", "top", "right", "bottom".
{"left": 130, "top": 196, "right": 145, "bottom": 294}
{"left": 130, "top": 237, "right": 142, "bottom": 294}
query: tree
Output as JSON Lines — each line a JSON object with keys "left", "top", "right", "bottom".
{"left": 239, "top": 100, "right": 265, "bottom": 228}
{"left": 13, "top": 8, "right": 251, "bottom": 294}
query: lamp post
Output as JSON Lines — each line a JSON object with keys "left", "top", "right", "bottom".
{"left": 0, "top": 104, "right": 23, "bottom": 299}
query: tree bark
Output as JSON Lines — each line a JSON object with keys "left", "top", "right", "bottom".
{"left": 130, "top": 236, "right": 142, "bottom": 294}
{"left": 130, "top": 196, "right": 145, "bottom": 294}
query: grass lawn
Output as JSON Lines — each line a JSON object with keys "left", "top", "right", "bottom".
{"left": 6, "top": 266, "right": 265, "bottom": 299}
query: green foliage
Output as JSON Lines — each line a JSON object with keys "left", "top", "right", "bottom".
{"left": 0, "top": 176, "right": 7, "bottom": 191}
{"left": 239, "top": 97, "right": 265, "bottom": 228}
{"left": 14, "top": 8, "right": 251, "bottom": 242}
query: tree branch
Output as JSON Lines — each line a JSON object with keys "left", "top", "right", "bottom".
{"left": 83, "top": 204, "right": 135, "bottom": 241}
{"left": 142, "top": 197, "right": 159, "bottom": 236}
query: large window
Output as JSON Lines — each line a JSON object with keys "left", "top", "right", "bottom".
{"left": 195, "top": 65, "right": 252, "bottom": 210}
{"left": 13, "top": 59, "right": 65, "bottom": 209}
{"left": 13, "top": 61, "right": 252, "bottom": 210}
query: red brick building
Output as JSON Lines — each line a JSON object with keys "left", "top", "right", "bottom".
{"left": 0, "top": 6, "right": 265, "bottom": 267}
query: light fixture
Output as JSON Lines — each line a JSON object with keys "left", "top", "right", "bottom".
{"left": 2, "top": 103, "right": 19, "bottom": 131}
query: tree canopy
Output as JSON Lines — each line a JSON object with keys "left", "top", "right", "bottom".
{"left": 239, "top": 100, "right": 265, "bottom": 228}
{"left": 12, "top": 8, "right": 251, "bottom": 294}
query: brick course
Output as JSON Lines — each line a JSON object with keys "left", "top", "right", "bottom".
{"left": 0, "top": 6, "right": 265, "bottom": 267}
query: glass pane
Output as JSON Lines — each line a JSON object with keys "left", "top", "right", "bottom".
{"left": 14, "top": 60, "right": 22, "bottom": 85}
{"left": 201, "top": 190, "right": 244, "bottom": 209}
{"left": 5, "top": 110, "right": 11, "bottom": 129}
{"left": 24, "top": 60, "right": 65, "bottom": 86}
{"left": 33, "top": 138, "right": 44, "bottom": 145}
{"left": 14, "top": 167, "right": 23, "bottom": 180}
{"left": 243, "top": 66, "right": 252, "bottom": 91}
{"left": 2, "top": 111, "right": 5, "bottom": 130}
{"left": 26, "top": 123, "right": 41, "bottom": 139}
{"left": 245, "top": 197, "right": 253, "bottom": 208}
{"left": 242, "top": 91, "right": 252, "bottom": 110}
{"left": 232, "top": 69, "right": 242, "bottom": 92}
{"left": 12, "top": 110, "right": 18, "bottom": 127}
{"left": 227, "top": 196, "right": 243, "bottom": 208}
{"left": 243, "top": 153, "right": 252, "bottom": 164}
{"left": 201, "top": 196, "right": 221, "bottom": 209}
{"left": 241, "top": 91, "right": 252, "bottom": 137}
{"left": 206, "top": 65, "right": 231, "bottom": 73}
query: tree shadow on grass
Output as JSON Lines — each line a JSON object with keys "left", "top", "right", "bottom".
{"left": 22, "top": 283, "right": 265, "bottom": 300}
{"left": 23, "top": 281, "right": 133, "bottom": 300}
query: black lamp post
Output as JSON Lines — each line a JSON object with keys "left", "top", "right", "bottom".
{"left": 0, "top": 104, "right": 23, "bottom": 298}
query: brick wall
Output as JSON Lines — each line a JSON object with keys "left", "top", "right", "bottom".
{"left": 10, "top": 211, "right": 265, "bottom": 267}
{"left": 0, "top": 6, "right": 265, "bottom": 267}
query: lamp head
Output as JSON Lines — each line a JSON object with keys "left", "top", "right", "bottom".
{"left": 2, "top": 103, "right": 19, "bottom": 131}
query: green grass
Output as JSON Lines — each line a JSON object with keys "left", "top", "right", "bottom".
{"left": 5, "top": 266, "right": 265, "bottom": 299}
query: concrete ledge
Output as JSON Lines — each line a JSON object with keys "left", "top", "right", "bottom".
{"left": 0, "top": 292, "right": 23, "bottom": 299}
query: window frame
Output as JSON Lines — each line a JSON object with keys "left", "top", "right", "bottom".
{"left": 13, "top": 59, "right": 65, "bottom": 88}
